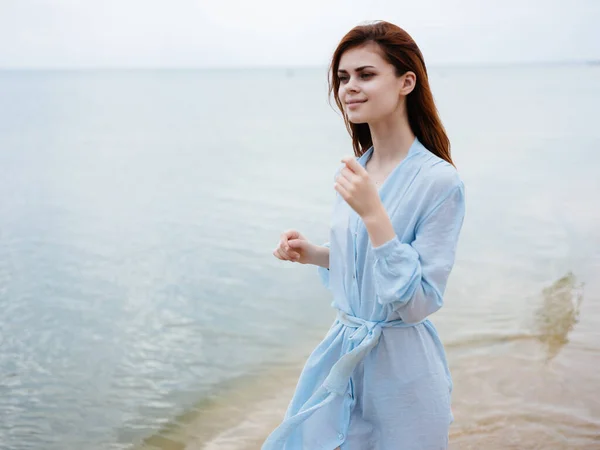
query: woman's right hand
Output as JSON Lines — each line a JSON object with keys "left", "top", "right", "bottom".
{"left": 273, "top": 230, "right": 316, "bottom": 264}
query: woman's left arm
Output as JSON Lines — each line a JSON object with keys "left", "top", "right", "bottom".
{"left": 364, "top": 183, "right": 466, "bottom": 323}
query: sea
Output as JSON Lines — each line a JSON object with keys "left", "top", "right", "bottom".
{"left": 1, "top": 64, "right": 599, "bottom": 449}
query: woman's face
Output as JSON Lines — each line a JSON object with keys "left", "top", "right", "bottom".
{"left": 337, "top": 42, "right": 412, "bottom": 124}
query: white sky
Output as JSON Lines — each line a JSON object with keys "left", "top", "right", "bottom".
{"left": 0, "top": 0, "right": 599, "bottom": 69}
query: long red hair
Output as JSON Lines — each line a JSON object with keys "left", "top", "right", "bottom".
{"left": 328, "top": 21, "right": 453, "bottom": 166}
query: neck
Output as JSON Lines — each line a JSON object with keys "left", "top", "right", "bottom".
{"left": 367, "top": 104, "right": 415, "bottom": 169}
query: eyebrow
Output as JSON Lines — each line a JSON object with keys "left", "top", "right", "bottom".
{"left": 337, "top": 65, "right": 376, "bottom": 74}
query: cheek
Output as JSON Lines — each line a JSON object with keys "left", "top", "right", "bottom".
{"left": 368, "top": 86, "right": 399, "bottom": 112}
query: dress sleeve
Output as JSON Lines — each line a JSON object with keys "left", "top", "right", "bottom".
{"left": 371, "top": 183, "right": 465, "bottom": 323}
{"left": 317, "top": 242, "right": 331, "bottom": 290}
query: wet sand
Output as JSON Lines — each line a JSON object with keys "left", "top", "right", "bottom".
{"left": 135, "top": 274, "right": 600, "bottom": 449}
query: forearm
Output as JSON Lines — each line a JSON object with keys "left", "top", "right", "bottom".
{"left": 312, "top": 245, "right": 330, "bottom": 269}
{"left": 362, "top": 205, "right": 396, "bottom": 248}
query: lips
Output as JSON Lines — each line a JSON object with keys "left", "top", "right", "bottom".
{"left": 346, "top": 100, "right": 366, "bottom": 105}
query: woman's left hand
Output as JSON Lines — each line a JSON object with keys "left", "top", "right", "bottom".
{"left": 334, "top": 157, "right": 383, "bottom": 219}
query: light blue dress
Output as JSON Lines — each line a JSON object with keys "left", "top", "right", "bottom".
{"left": 263, "top": 137, "right": 466, "bottom": 450}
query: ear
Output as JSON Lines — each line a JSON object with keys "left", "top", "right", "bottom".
{"left": 399, "top": 71, "right": 416, "bottom": 95}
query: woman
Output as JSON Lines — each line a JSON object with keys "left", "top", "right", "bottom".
{"left": 266, "top": 20, "right": 465, "bottom": 450}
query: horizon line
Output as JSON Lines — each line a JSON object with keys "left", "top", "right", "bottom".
{"left": 0, "top": 59, "right": 598, "bottom": 72}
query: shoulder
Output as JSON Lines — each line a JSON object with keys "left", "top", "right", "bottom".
{"left": 418, "top": 147, "right": 462, "bottom": 187}
{"left": 408, "top": 147, "right": 466, "bottom": 229}
{"left": 413, "top": 142, "right": 465, "bottom": 220}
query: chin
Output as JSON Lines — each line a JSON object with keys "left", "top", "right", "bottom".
{"left": 346, "top": 113, "right": 370, "bottom": 124}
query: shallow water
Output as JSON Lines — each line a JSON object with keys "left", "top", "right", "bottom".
{"left": 1, "top": 64, "right": 599, "bottom": 449}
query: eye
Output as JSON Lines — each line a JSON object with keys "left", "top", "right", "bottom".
{"left": 337, "top": 73, "right": 374, "bottom": 83}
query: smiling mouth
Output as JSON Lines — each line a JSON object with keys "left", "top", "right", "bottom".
{"left": 346, "top": 100, "right": 366, "bottom": 109}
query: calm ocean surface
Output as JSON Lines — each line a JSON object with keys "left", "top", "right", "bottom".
{"left": 0, "top": 65, "right": 599, "bottom": 449}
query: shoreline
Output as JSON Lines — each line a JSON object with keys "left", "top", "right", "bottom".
{"left": 131, "top": 347, "right": 313, "bottom": 450}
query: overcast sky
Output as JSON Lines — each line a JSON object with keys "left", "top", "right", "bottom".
{"left": 1, "top": 0, "right": 599, "bottom": 69}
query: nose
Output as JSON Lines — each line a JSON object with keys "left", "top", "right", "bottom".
{"left": 344, "top": 77, "right": 360, "bottom": 94}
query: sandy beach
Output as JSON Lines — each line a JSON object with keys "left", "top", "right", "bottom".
{"left": 134, "top": 274, "right": 600, "bottom": 450}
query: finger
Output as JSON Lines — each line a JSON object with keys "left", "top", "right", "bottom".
{"left": 279, "top": 241, "right": 299, "bottom": 260}
{"left": 335, "top": 173, "right": 354, "bottom": 192}
{"left": 278, "top": 240, "right": 291, "bottom": 254}
{"left": 282, "top": 230, "right": 300, "bottom": 241}
{"left": 285, "top": 248, "right": 300, "bottom": 261}
{"left": 334, "top": 180, "right": 350, "bottom": 201}
{"left": 285, "top": 243, "right": 301, "bottom": 259}
{"left": 339, "top": 166, "right": 359, "bottom": 182}
{"left": 279, "top": 235, "right": 289, "bottom": 249}
{"left": 341, "top": 156, "right": 367, "bottom": 176}
{"left": 279, "top": 238, "right": 286, "bottom": 251}
{"left": 276, "top": 247, "right": 292, "bottom": 261}
{"left": 288, "top": 239, "right": 305, "bottom": 249}
{"left": 287, "top": 240, "right": 303, "bottom": 259}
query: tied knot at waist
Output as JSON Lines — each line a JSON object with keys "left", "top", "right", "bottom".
{"left": 322, "top": 310, "right": 424, "bottom": 395}
{"left": 337, "top": 311, "right": 386, "bottom": 343}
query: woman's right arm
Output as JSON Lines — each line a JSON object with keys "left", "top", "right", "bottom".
{"left": 273, "top": 231, "right": 331, "bottom": 290}
{"left": 315, "top": 243, "right": 331, "bottom": 290}
{"left": 312, "top": 244, "right": 330, "bottom": 269}
{"left": 273, "top": 230, "right": 329, "bottom": 268}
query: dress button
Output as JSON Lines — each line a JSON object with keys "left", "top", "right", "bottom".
{"left": 338, "top": 433, "right": 345, "bottom": 440}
